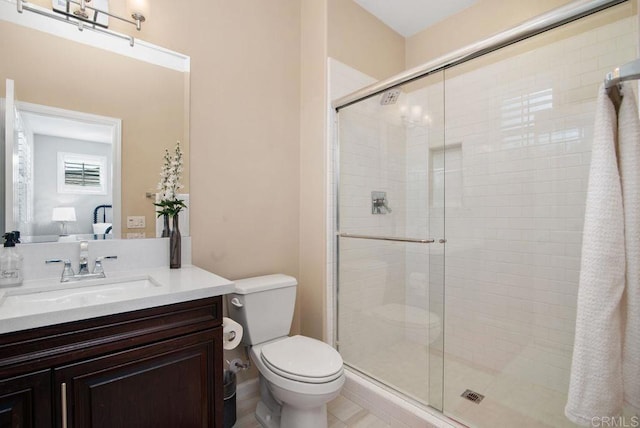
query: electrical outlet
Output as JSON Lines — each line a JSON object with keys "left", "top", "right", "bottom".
{"left": 126, "top": 232, "right": 146, "bottom": 239}
{"left": 126, "top": 216, "right": 146, "bottom": 229}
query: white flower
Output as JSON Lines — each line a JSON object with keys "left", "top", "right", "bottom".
{"left": 156, "top": 141, "right": 183, "bottom": 203}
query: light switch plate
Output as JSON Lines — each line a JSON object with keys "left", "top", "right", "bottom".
{"left": 126, "top": 216, "right": 146, "bottom": 229}
{"left": 126, "top": 232, "right": 146, "bottom": 239}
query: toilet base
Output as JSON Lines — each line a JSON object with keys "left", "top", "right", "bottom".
{"left": 256, "top": 399, "right": 328, "bottom": 428}
{"left": 255, "top": 375, "right": 331, "bottom": 428}
{"left": 256, "top": 400, "right": 280, "bottom": 428}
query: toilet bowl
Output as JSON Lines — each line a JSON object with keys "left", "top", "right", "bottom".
{"left": 250, "top": 336, "right": 345, "bottom": 428}
{"left": 227, "top": 275, "right": 345, "bottom": 428}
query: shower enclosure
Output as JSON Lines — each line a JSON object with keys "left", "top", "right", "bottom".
{"left": 332, "top": 1, "right": 637, "bottom": 426}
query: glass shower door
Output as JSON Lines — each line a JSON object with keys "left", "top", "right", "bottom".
{"left": 336, "top": 71, "right": 445, "bottom": 409}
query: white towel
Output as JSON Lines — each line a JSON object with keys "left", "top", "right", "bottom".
{"left": 566, "top": 85, "right": 626, "bottom": 425}
{"left": 618, "top": 84, "right": 640, "bottom": 416}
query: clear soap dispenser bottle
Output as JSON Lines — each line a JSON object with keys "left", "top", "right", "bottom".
{"left": 0, "top": 232, "right": 23, "bottom": 287}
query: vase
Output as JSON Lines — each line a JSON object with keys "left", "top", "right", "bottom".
{"left": 170, "top": 214, "right": 181, "bottom": 269}
{"left": 161, "top": 214, "right": 170, "bottom": 238}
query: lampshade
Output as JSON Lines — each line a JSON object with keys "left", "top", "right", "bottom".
{"left": 52, "top": 207, "right": 77, "bottom": 222}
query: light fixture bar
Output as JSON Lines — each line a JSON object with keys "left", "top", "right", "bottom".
{"left": 16, "top": 0, "right": 137, "bottom": 46}
{"left": 68, "top": 0, "right": 145, "bottom": 30}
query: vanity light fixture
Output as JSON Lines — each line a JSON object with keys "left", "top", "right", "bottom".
{"left": 16, "top": 0, "right": 149, "bottom": 46}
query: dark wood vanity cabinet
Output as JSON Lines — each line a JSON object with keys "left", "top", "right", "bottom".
{"left": 0, "top": 296, "right": 224, "bottom": 428}
{"left": 0, "top": 370, "right": 52, "bottom": 428}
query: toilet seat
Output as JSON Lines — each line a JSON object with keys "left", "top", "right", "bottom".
{"left": 260, "top": 335, "right": 343, "bottom": 384}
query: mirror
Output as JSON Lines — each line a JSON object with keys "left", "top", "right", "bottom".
{"left": 0, "top": 6, "right": 190, "bottom": 241}
{"left": 5, "top": 91, "right": 121, "bottom": 242}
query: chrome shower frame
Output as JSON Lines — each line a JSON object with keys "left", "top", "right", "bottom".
{"left": 332, "top": 0, "right": 628, "bottom": 112}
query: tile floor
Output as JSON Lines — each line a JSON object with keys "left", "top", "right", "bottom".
{"left": 233, "top": 392, "right": 390, "bottom": 428}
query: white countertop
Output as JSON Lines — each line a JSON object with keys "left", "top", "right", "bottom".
{"left": 0, "top": 265, "right": 234, "bottom": 335}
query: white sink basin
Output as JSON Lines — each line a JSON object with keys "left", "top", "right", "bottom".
{"left": 0, "top": 275, "right": 164, "bottom": 318}
{"left": 0, "top": 265, "right": 234, "bottom": 335}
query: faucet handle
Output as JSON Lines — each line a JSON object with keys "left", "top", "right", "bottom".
{"left": 93, "top": 255, "right": 117, "bottom": 274}
{"left": 45, "top": 258, "right": 69, "bottom": 264}
{"left": 45, "top": 259, "right": 74, "bottom": 281}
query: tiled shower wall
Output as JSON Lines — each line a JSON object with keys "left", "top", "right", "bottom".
{"left": 442, "top": 14, "right": 637, "bottom": 394}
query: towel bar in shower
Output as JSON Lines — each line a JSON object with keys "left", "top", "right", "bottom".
{"left": 338, "top": 233, "right": 435, "bottom": 244}
{"left": 605, "top": 58, "right": 640, "bottom": 89}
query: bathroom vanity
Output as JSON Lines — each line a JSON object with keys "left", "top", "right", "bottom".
{"left": 0, "top": 265, "right": 234, "bottom": 428}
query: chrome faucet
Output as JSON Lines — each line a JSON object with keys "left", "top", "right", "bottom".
{"left": 46, "top": 256, "right": 118, "bottom": 282}
{"left": 78, "top": 240, "right": 90, "bottom": 275}
{"left": 371, "top": 191, "right": 392, "bottom": 214}
{"left": 92, "top": 256, "right": 118, "bottom": 275}
{"left": 46, "top": 241, "right": 117, "bottom": 282}
{"left": 45, "top": 259, "right": 75, "bottom": 282}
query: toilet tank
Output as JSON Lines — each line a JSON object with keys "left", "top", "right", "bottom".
{"left": 226, "top": 274, "right": 297, "bottom": 346}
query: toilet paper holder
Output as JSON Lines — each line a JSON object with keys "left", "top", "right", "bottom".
{"left": 227, "top": 358, "right": 250, "bottom": 373}
{"left": 222, "top": 317, "right": 243, "bottom": 350}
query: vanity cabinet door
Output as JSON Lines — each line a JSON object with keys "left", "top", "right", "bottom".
{"left": 0, "top": 369, "right": 52, "bottom": 428}
{"left": 54, "top": 328, "right": 222, "bottom": 428}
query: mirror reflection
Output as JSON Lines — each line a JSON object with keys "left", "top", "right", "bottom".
{"left": 0, "top": 16, "right": 190, "bottom": 241}
{"left": 11, "top": 100, "right": 119, "bottom": 242}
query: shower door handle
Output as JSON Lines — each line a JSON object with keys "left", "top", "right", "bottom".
{"left": 338, "top": 233, "right": 434, "bottom": 244}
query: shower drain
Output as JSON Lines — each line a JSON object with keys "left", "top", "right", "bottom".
{"left": 461, "top": 389, "right": 485, "bottom": 404}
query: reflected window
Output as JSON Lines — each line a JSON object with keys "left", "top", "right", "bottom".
{"left": 501, "top": 88, "right": 553, "bottom": 148}
{"left": 57, "top": 152, "right": 107, "bottom": 195}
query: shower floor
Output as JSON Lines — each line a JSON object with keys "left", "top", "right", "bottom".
{"left": 345, "top": 338, "right": 430, "bottom": 405}
{"left": 346, "top": 341, "right": 583, "bottom": 428}
{"left": 442, "top": 353, "right": 578, "bottom": 428}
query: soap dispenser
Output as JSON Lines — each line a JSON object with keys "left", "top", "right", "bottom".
{"left": 0, "top": 232, "right": 23, "bottom": 287}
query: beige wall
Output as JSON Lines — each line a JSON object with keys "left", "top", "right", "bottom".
{"left": 327, "top": 0, "right": 405, "bottom": 80}
{"left": 300, "top": 0, "right": 329, "bottom": 341}
{"left": 406, "top": 0, "right": 576, "bottom": 68}
{"left": 170, "top": 0, "right": 302, "bottom": 383}
{"left": 181, "top": 0, "right": 302, "bottom": 382}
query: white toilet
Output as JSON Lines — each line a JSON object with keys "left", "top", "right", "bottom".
{"left": 227, "top": 274, "right": 345, "bottom": 428}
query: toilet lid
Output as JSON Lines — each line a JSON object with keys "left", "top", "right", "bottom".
{"left": 261, "top": 336, "right": 343, "bottom": 383}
